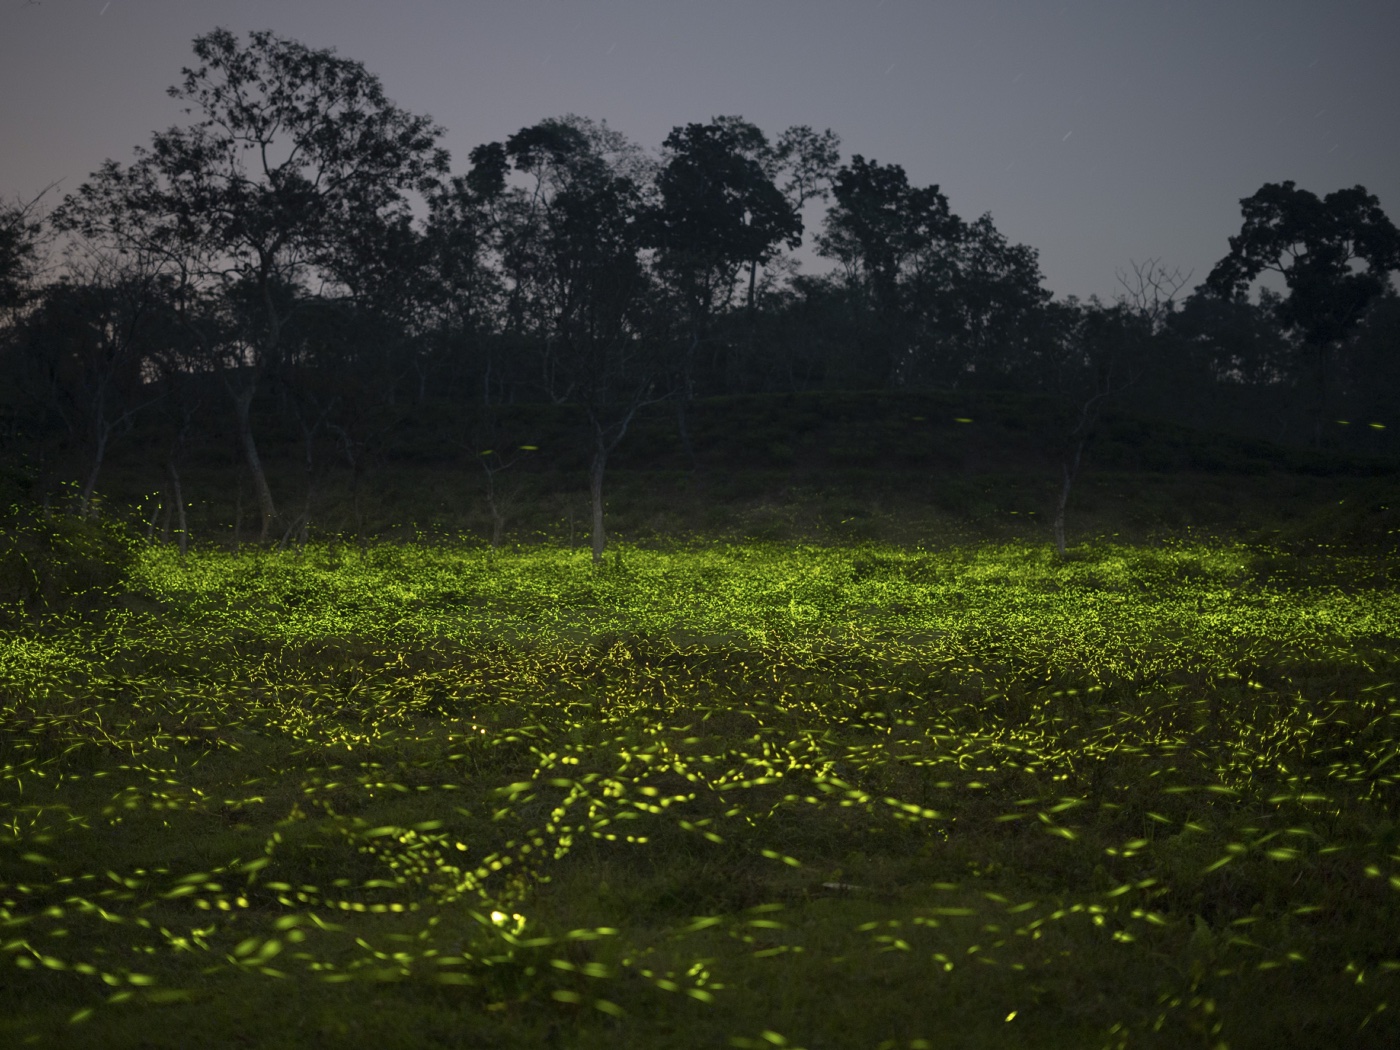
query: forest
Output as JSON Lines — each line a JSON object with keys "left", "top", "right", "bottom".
{"left": 1, "top": 26, "right": 1399, "bottom": 1050}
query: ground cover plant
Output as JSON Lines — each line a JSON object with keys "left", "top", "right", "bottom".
{"left": 2, "top": 537, "right": 1399, "bottom": 1048}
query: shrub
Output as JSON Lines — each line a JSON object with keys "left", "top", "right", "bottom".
{"left": 0, "top": 478, "right": 137, "bottom": 622}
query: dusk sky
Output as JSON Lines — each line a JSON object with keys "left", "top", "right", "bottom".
{"left": 3, "top": 0, "right": 1397, "bottom": 304}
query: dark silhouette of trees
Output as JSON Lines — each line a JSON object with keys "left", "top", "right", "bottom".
{"left": 1031, "top": 297, "right": 1153, "bottom": 556}
{"left": 1339, "top": 285, "right": 1400, "bottom": 432}
{"left": 50, "top": 26, "right": 449, "bottom": 540}
{"left": 645, "top": 117, "right": 802, "bottom": 456}
{"left": 9, "top": 25, "right": 1397, "bottom": 553}
{"left": 910, "top": 212, "right": 1051, "bottom": 388}
{"left": 814, "top": 156, "right": 1049, "bottom": 390}
{"left": 421, "top": 144, "right": 511, "bottom": 404}
{"left": 1206, "top": 181, "right": 1400, "bottom": 446}
{"left": 9, "top": 239, "right": 178, "bottom": 516}
{"left": 816, "top": 155, "right": 960, "bottom": 386}
{"left": 0, "top": 186, "right": 56, "bottom": 334}
{"left": 497, "top": 116, "right": 663, "bottom": 564}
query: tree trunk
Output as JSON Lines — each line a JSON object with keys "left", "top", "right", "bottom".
{"left": 169, "top": 459, "right": 188, "bottom": 558}
{"left": 484, "top": 469, "right": 505, "bottom": 548}
{"left": 590, "top": 441, "right": 608, "bottom": 566}
{"left": 145, "top": 496, "right": 162, "bottom": 543}
{"left": 233, "top": 385, "right": 278, "bottom": 542}
{"left": 676, "top": 332, "right": 699, "bottom": 469}
{"left": 1311, "top": 341, "right": 1330, "bottom": 449}
{"left": 1053, "top": 436, "right": 1087, "bottom": 558}
{"left": 79, "top": 425, "right": 110, "bottom": 518}
{"left": 744, "top": 257, "right": 759, "bottom": 386}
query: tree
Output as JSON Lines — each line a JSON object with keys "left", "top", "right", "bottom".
{"left": 644, "top": 117, "right": 802, "bottom": 455}
{"left": 10, "top": 240, "right": 175, "bottom": 516}
{"left": 816, "top": 156, "right": 962, "bottom": 386}
{"left": 908, "top": 212, "right": 1051, "bottom": 388}
{"left": 421, "top": 143, "right": 511, "bottom": 404}
{"left": 1205, "top": 181, "right": 1400, "bottom": 446}
{"left": 50, "top": 27, "right": 449, "bottom": 540}
{"left": 1336, "top": 284, "right": 1400, "bottom": 444}
{"left": 0, "top": 185, "right": 56, "bottom": 334}
{"left": 1034, "top": 298, "right": 1152, "bottom": 556}
{"left": 500, "top": 116, "right": 663, "bottom": 564}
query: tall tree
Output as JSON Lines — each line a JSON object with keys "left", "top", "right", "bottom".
{"left": 1205, "top": 181, "right": 1400, "bottom": 446}
{"left": 0, "top": 186, "right": 56, "bottom": 335}
{"left": 1029, "top": 297, "right": 1152, "bottom": 556}
{"left": 421, "top": 142, "right": 510, "bottom": 404}
{"left": 816, "top": 155, "right": 961, "bottom": 386}
{"left": 645, "top": 117, "right": 801, "bottom": 449}
{"left": 908, "top": 212, "right": 1051, "bottom": 388}
{"left": 501, "top": 116, "right": 662, "bottom": 564}
{"left": 50, "top": 26, "right": 448, "bottom": 540}
{"left": 11, "top": 247, "right": 171, "bottom": 516}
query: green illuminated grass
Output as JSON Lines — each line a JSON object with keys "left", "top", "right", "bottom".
{"left": 2, "top": 538, "right": 1398, "bottom": 1048}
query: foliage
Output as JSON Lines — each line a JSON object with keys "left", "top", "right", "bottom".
{"left": 1, "top": 538, "right": 1397, "bottom": 1048}
{"left": 1205, "top": 181, "right": 1400, "bottom": 350}
{"left": 0, "top": 494, "right": 137, "bottom": 622}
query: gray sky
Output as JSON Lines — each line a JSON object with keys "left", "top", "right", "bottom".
{"left": 3, "top": 0, "right": 1397, "bottom": 304}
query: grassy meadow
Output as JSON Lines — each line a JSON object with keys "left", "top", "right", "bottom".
{"left": 2, "top": 532, "right": 1399, "bottom": 1049}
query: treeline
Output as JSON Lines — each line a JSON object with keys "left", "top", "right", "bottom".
{"left": 1, "top": 27, "right": 1398, "bottom": 562}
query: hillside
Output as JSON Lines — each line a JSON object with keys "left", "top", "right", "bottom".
{"left": 21, "top": 387, "right": 1400, "bottom": 553}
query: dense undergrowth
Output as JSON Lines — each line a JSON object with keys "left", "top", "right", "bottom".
{"left": 1, "top": 538, "right": 1398, "bottom": 1048}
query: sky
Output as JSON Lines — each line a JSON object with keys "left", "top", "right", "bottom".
{"left": 3, "top": 0, "right": 1398, "bottom": 305}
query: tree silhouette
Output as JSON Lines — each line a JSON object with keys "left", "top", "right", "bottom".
{"left": 1206, "top": 181, "right": 1400, "bottom": 446}
{"left": 645, "top": 117, "right": 801, "bottom": 452}
{"left": 50, "top": 27, "right": 448, "bottom": 539}
{"left": 500, "top": 116, "right": 662, "bottom": 564}
{"left": 817, "top": 156, "right": 961, "bottom": 385}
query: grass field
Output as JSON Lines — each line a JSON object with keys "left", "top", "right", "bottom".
{"left": 2, "top": 536, "right": 1399, "bottom": 1048}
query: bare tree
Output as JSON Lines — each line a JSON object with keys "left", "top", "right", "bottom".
{"left": 1114, "top": 257, "right": 1193, "bottom": 334}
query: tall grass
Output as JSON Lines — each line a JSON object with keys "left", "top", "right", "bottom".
{"left": 1, "top": 538, "right": 1397, "bottom": 1048}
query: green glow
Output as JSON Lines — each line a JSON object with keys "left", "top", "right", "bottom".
{"left": 1, "top": 538, "right": 1397, "bottom": 1047}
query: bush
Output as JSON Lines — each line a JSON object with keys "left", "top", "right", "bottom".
{"left": 1, "top": 476, "right": 137, "bottom": 621}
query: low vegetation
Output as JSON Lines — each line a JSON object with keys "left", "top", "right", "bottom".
{"left": 2, "top": 534, "right": 1398, "bottom": 1048}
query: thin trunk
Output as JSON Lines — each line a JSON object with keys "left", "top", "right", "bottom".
{"left": 233, "top": 485, "right": 243, "bottom": 554}
{"left": 744, "top": 258, "right": 759, "bottom": 388}
{"left": 168, "top": 460, "right": 188, "bottom": 558}
{"left": 483, "top": 467, "right": 505, "bottom": 548}
{"left": 676, "top": 332, "right": 699, "bottom": 469}
{"left": 233, "top": 385, "right": 278, "bottom": 542}
{"left": 585, "top": 394, "right": 650, "bottom": 567}
{"left": 79, "top": 426, "right": 110, "bottom": 518}
{"left": 490, "top": 500, "right": 505, "bottom": 548}
{"left": 286, "top": 400, "right": 331, "bottom": 550}
{"left": 590, "top": 442, "right": 608, "bottom": 566}
{"left": 145, "top": 495, "right": 162, "bottom": 543}
{"left": 1053, "top": 435, "right": 1087, "bottom": 558}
